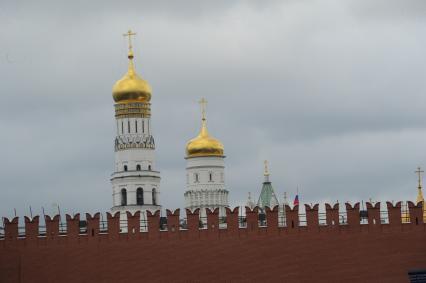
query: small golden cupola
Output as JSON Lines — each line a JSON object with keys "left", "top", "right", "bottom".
{"left": 112, "top": 30, "right": 151, "bottom": 104}
{"left": 186, "top": 98, "right": 224, "bottom": 158}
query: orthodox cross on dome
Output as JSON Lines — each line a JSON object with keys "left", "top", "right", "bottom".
{"left": 263, "top": 160, "right": 270, "bottom": 182}
{"left": 415, "top": 166, "right": 425, "bottom": 205}
{"left": 415, "top": 166, "right": 424, "bottom": 189}
{"left": 199, "top": 98, "right": 208, "bottom": 121}
{"left": 264, "top": 160, "right": 270, "bottom": 176}
{"left": 123, "top": 29, "right": 137, "bottom": 58}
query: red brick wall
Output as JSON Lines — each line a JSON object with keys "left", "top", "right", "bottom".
{"left": 1, "top": 202, "right": 425, "bottom": 283}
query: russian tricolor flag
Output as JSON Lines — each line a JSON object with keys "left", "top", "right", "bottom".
{"left": 293, "top": 194, "right": 299, "bottom": 206}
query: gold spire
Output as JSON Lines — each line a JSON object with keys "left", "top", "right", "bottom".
{"left": 186, "top": 98, "right": 224, "bottom": 158}
{"left": 415, "top": 166, "right": 425, "bottom": 204}
{"left": 112, "top": 29, "right": 152, "bottom": 104}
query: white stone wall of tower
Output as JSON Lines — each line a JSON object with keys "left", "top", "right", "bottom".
{"left": 111, "top": 114, "right": 161, "bottom": 217}
{"left": 115, "top": 147, "right": 156, "bottom": 172}
{"left": 185, "top": 156, "right": 229, "bottom": 218}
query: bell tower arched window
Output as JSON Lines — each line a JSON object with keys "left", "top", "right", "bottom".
{"left": 123, "top": 165, "right": 128, "bottom": 172}
{"left": 152, "top": 188, "right": 157, "bottom": 205}
{"left": 136, "top": 188, "right": 144, "bottom": 205}
{"left": 121, "top": 189, "right": 127, "bottom": 206}
{"left": 136, "top": 164, "right": 141, "bottom": 171}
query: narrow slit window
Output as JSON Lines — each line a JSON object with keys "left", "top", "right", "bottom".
{"left": 152, "top": 188, "right": 157, "bottom": 205}
{"left": 135, "top": 120, "right": 138, "bottom": 133}
{"left": 121, "top": 121, "right": 124, "bottom": 134}
{"left": 137, "top": 188, "right": 144, "bottom": 205}
{"left": 121, "top": 189, "right": 127, "bottom": 206}
{"left": 128, "top": 121, "right": 130, "bottom": 133}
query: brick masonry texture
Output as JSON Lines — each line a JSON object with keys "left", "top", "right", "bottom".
{"left": 1, "top": 202, "right": 425, "bottom": 283}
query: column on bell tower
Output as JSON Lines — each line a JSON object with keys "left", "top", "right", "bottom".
{"left": 110, "top": 30, "right": 161, "bottom": 217}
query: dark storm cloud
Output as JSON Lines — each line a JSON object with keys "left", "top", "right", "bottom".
{"left": 1, "top": 0, "right": 426, "bottom": 218}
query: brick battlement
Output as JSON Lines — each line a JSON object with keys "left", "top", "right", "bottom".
{"left": 1, "top": 201, "right": 424, "bottom": 244}
{"left": 1, "top": 201, "right": 425, "bottom": 282}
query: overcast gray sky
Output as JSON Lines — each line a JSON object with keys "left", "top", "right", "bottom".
{"left": 1, "top": 0, "right": 426, "bottom": 219}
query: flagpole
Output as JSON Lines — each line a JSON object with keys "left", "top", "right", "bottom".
{"left": 41, "top": 207, "right": 46, "bottom": 223}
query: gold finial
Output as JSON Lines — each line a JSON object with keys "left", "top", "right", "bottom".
{"left": 123, "top": 29, "right": 137, "bottom": 59}
{"left": 264, "top": 160, "right": 270, "bottom": 176}
{"left": 416, "top": 166, "right": 424, "bottom": 189}
{"left": 415, "top": 166, "right": 425, "bottom": 204}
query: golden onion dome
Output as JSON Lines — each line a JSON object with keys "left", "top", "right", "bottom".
{"left": 112, "top": 50, "right": 152, "bottom": 104}
{"left": 186, "top": 112, "right": 224, "bottom": 158}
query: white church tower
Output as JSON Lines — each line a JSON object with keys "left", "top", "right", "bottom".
{"left": 110, "top": 30, "right": 161, "bottom": 216}
{"left": 184, "top": 99, "right": 229, "bottom": 218}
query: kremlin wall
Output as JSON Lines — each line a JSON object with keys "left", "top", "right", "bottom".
{"left": 1, "top": 201, "right": 426, "bottom": 282}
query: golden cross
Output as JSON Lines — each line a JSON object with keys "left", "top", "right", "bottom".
{"left": 264, "top": 160, "right": 269, "bottom": 176}
{"left": 199, "top": 98, "right": 207, "bottom": 121}
{"left": 123, "top": 29, "right": 137, "bottom": 52}
{"left": 415, "top": 166, "right": 424, "bottom": 188}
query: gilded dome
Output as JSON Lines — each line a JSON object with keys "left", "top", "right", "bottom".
{"left": 112, "top": 51, "right": 151, "bottom": 104}
{"left": 186, "top": 119, "right": 224, "bottom": 158}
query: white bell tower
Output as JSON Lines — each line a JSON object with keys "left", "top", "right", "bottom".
{"left": 184, "top": 98, "right": 229, "bottom": 218}
{"left": 110, "top": 30, "right": 161, "bottom": 216}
